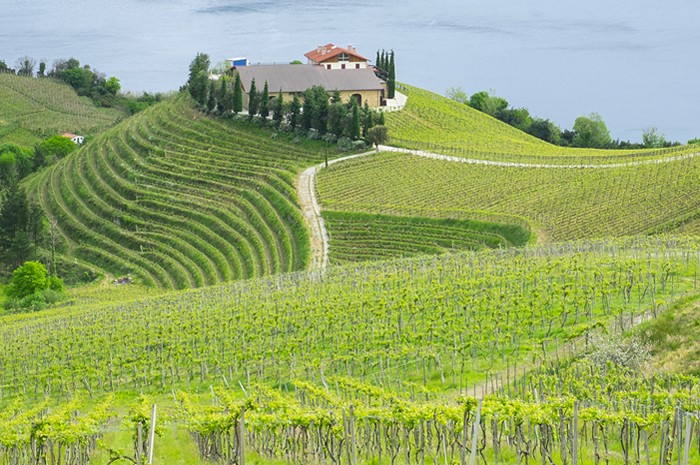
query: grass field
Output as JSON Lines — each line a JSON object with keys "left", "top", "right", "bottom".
{"left": 316, "top": 151, "right": 700, "bottom": 242}
{"left": 0, "top": 73, "right": 125, "bottom": 146}
{"left": 23, "top": 94, "right": 337, "bottom": 289}
{"left": 387, "top": 85, "right": 697, "bottom": 164}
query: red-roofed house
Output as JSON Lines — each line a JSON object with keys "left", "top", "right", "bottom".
{"left": 305, "top": 44, "right": 369, "bottom": 70}
{"left": 61, "top": 133, "right": 85, "bottom": 145}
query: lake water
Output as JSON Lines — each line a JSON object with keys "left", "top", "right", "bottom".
{"left": 2, "top": 0, "right": 698, "bottom": 143}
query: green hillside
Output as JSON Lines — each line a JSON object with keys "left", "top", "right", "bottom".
{"left": 387, "top": 85, "right": 696, "bottom": 164}
{"left": 0, "top": 73, "right": 124, "bottom": 146}
{"left": 316, "top": 151, "right": 700, "bottom": 242}
{"left": 24, "top": 95, "right": 332, "bottom": 288}
{"left": 0, "top": 236, "right": 697, "bottom": 464}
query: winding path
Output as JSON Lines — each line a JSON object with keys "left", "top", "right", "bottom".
{"left": 298, "top": 145, "right": 700, "bottom": 270}
{"left": 297, "top": 151, "right": 375, "bottom": 271}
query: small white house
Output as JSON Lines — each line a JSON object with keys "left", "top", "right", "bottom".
{"left": 62, "top": 132, "right": 85, "bottom": 145}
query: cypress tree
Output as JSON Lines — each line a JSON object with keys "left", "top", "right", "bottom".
{"left": 260, "top": 81, "right": 270, "bottom": 118}
{"left": 233, "top": 73, "right": 243, "bottom": 114}
{"left": 248, "top": 78, "right": 259, "bottom": 117}
{"left": 289, "top": 93, "right": 301, "bottom": 128}
{"left": 388, "top": 50, "right": 396, "bottom": 99}
{"left": 220, "top": 77, "right": 234, "bottom": 115}
{"left": 272, "top": 90, "right": 284, "bottom": 125}
{"left": 362, "top": 102, "right": 374, "bottom": 137}
{"left": 350, "top": 99, "right": 361, "bottom": 140}
{"left": 206, "top": 79, "right": 217, "bottom": 113}
{"left": 375, "top": 50, "right": 381, "bottom": 68}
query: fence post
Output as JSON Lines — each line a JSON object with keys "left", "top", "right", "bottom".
{"left": 148, "top": 404, "right": 157, "bottom": 464}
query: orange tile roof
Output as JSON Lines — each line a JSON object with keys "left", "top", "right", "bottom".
{"left": 304, "top": 44, "right": 369, "bottom": 64}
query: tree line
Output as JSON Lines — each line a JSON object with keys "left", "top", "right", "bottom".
{"left": 375, "top": 49, "right": 396, "bottom": 99}
{"left": 446, "top": 87, "right": 687, "bottom": 149}
{"left": 1, "top": 56, "right": 166, "bottom": 114}
{"left": 187, "top": 53, "right": 388, "bottom": 147}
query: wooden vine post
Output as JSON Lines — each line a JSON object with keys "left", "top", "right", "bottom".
{"left": 148, "top": 404, "right": 157, "bottom": 465}
{"left": 470, "top": 399, "right": 483, "bottom": 465}
{"left": 238, "top": 407, "right": 246, "bottom": 465}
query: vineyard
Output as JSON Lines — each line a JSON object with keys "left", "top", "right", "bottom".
{"left": 385, "top": 86, "right": 697, "bottom": 165}
{"left": 23, "top": 94, "right": 336, "bottom": 288}
{"left": 0, "top": 73, "right": 124, "bottom": 146}
{"left": 323, "top": 211, "right": 530, "bottom": 265}
{"left": 0, "top": 236, "right": 697, "bottom": 463}
{"left": 315, "top": 151, "right": 700, "bottom": 242}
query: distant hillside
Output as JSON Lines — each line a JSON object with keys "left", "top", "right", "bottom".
{"left": 387, "top": 85, "right": 695, "bottom": 164}
{"left": 0, "top": 73, "right": 124, "bottom": 146}
{"left": 24, "top": 95, "right": 330, "bottom": 288}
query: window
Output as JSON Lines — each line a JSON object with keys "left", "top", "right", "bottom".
{"left": 355, "top": 63, "right": 360, "bottom": 69}
{"left": 327, "top": 64, "right": 331, "bottom": 69}
{"left": 341, "top": 64, "right": 346, "bottom": 69}
{"left": 338, "top": 52, "right": 349, "bottom": 61}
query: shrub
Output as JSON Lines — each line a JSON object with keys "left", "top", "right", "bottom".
{"left": 587, "top": 334, "right": 651, "bottom": 372}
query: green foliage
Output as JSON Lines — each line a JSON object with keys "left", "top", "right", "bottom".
{"left": 248, "top": 78, "right": 259, "bottom": 117}
{"left": 35, "top": 134, "right": 77, "bottom": 167}
{"left": 349, "top": 99, "right": 361, "bottom": 140}
{"left": 187, "top": 53, "right": 210, "bottom": 106}
{"left": 289, "top": 93, "right": 301, "bottom": 128}
{"left": 5, "top": 261, "right": 48, "bottom": 299}
{"left": 0, "top": 143, "right": 33, "bottom": 183}
{"left": 259, "top": 81, "right": 269, "bottom": 118}
{"left": 0, "top": 185, "right": 45, "bottom": 270}
{"left": 526, "top": 117, "right": 561, "bottom": 145}
{"left": 364, "top": 124, "right": 388, "bottom": 148}
{"left": 271, "top": 91, "right": 284, "bottom": 125}
{"left": 232, "top": 73, "right": 243, "bottom": 114}
{"left": 469, "top": 90, "right": 508, "bottom": 117}
{"left": 572, "top": 112, "right": 612, "bottom": 148}
{"left": 642, "top": 127, "right": 667, "bottom": 148}
{"left": 445, "top": 86, "right": 469, "bottom": 104}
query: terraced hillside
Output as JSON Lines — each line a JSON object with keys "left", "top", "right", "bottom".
{"left": 387, "top": 85, "right": 695, "bottom": 164}
{"left": 25, "top": 95, "right": 330, "bottom": 288}
{"left": 316, "top": 151, "right": 700, "bottom": 242}
{"left": 0, "top": 73, "right": 124, "bottom": 146}
{"left": 323, "top": 210, "right": 529, "bottom": 265}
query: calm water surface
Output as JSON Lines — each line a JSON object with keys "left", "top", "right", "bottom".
{"left": 1, "top": 0, "right": 698, "bottom": 142}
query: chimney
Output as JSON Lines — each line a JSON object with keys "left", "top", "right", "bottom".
{"left": 317, "top": 45, "right": 323, "bottom": 54}
{"left": 347, "top": 44, "right": 354, "bottom": 52}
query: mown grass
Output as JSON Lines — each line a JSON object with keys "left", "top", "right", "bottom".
{"left": 324, "top": 210, "right": 530, "bottom": 264}
{"left": 0, "top": 73, "right": 124, "bottom": 146}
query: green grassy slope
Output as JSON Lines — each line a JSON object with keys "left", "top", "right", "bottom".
{"left": 316, "top": 151, "right": 700, "bottom": 242}
{"left": 0, "top": 73, "right": 124, "bottom": 146}
{"left": 24, "top": 94, "right": 331, "bottom": 289}
{"left": 388, "top": 85, "right": 696, "bottom": 164}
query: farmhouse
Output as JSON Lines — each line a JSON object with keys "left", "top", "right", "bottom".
{"left": 61, "top": 132, "right": 84, "bottom": 144}
{"left": 305, "top": 44, "right": 369, "bottom": 70}
{"left": 231, "top": 44, "right": 387, "bottom": 109}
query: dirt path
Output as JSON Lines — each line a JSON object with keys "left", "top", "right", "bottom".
{"left": 299, "top": 145, "right": 700, "bottom": 271}
{"left": 297, "top": 151, "right": 376, "bottom": 270}
{"left": 377, "top": 145, "right": 700, "bottom": 169}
